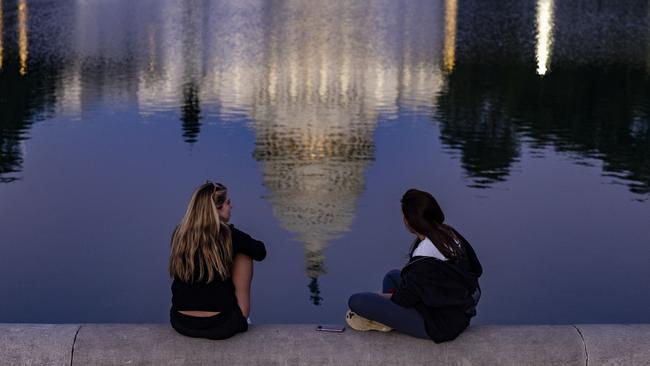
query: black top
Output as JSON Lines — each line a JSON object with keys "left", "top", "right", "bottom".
{"left": 391, "top": 229, "right": 482, "bottom": 343}
{"left": 171, "top": 225, "right": 266, "bottom": 313}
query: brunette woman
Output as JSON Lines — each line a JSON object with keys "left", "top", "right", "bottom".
{"left": 346, "top": 189, "right": 482, "bottom": 343}
{"left": 169, "top": 181, "right": 266, "bottom": 340}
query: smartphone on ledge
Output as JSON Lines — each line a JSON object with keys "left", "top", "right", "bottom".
{"left": 316, "top": 325, "right": 345, "bottom": 332}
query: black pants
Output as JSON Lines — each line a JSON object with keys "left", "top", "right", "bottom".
{"left": 170, "top": 307, "right": 248, "bottom": 340}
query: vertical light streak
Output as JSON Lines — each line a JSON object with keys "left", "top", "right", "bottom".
{"left": 305, "top": 45, "right": 314, "bottom": 101}
{"left": 266, "top": 34, "right": 278, "bottom": 102}
{"left": 318, "top": 48, "right": 328, "bottom": 102}
{"left": 0, "top": 0, "right": 4, "bottom": 71}
{"left": 339, "top": 42, "right": 349, "bottom": 100}
{"left": 289, "top": 49, "right": 298, "bottom": 100}
{"left": 647, "top": 3, "right": 650, "bottom": 75}
{"left": 268, "top": 60, "right": 277, "bottom": 101}
{"left": 375, "top": 65, "right": 386, "bottom": 101}
{"left": 443, "top": 0, "right": 457, "bottom": 73}
{"left": 18, "top": 0, "right": 29, "bottom": 76}
{"left": 536, "top": 0, "right": 555, "bottom": 75}
{"left": 402, "top": 44, "right": 412, "bottom": 91}
{"left": 147, "top": 25, "right": 156, "bottom": 73}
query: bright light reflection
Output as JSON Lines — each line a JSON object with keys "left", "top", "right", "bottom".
{"left": 268, "top": 61, "right": 278, "bottom": 101}
{"left": 318, "top": 55, "right": 327, "bottom": 102}
{"left": 443, "top": 0, "right": 457, "bottom": 73}
{"left": 536, "top": 0, "right": 554, "bottom": 75}
{"left": 18, "top": 0, "right": 28, "bottom": 76}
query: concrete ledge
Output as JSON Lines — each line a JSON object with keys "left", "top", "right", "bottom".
{"left": 0, "top": 324, "right": 80, "bottom": 366}
{"left": 1, "top": 324, "right": 648, "bottom": 366}
{"left": 578, "top": 324, "right": 650, "bottom": 366}
{"left": 72, "top": 324, "right": 585, "bottom": 366}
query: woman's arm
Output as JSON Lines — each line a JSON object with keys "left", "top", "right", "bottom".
{"left": 390, "top": 281, "right": 421, "bottom": 307}
{"left": 230, "top": 225, "right": 267, "bottom": 261}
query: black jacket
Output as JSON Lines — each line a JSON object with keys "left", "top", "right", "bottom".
{"left": 391, "top": 230, "right": 482, "bottom": 343}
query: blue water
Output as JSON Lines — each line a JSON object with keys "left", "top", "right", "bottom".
{"left": 0, "top": 0, "right": 649, "bottom": 325}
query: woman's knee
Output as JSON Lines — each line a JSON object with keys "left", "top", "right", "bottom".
{"left": 382, "top": 269, "right": 401, "bottom": 292}
{"left": 348, "top": 293, "right": 361, "bottom": 311}
{"left": 348, "top": 292, "right": 375, "bottom": 312}
{"left": 383, "top": 269, "right": 400, "bottom": 282}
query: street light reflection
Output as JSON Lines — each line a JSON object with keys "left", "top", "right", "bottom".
{"left": 18, "top": 0, "right": 29, "bottom": 76}
{"left": 536, "top": 0, "right": 554, "bottom": 75}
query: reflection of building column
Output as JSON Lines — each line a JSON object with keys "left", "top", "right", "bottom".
{"left": 536, "top": 0, "right": 555, "bottom": 75}
{"left": 146, "top": 24, "right": 157, "bottom": 75}
{"left": 18, "top": 0, "right": 28, "bottom": 76}
{"left": 443, "top": 0, "right": 458, "bottom": 73}
{"left": 58, "top": 65, "right": 82, "bottom": 118}
{"left": 137, "top": 2, "right": 185, "bottom": 115}
{"left": 397, "top": 0, "right": 445, "bottom": 112}
{"left": 57, "top": 0, "right": 87, "bottom": 118}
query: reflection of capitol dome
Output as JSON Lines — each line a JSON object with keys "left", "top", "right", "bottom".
{"left": 254, "top": 154, "right": 371, "bottom": 305}
{"left": 204, "top": 0, "right": 448, "bottom": 304}
{"left": 252, "top": 110, "right": 375, "bottom": 295}
{"left": 242, "top": 1, "right": 446, "bottom": 304}
{"left": 54, "top": 0, "right": 453, "bottom": 304}
{"left": 249, "top": 32, "right": 380, "bottom": 303}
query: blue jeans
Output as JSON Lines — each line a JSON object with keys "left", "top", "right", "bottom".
{"left": 348, "top": 269, "right": 429, "bottom": 339}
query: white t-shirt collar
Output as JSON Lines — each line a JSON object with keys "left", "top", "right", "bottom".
{"left": 412, "top": 237, "right": 448, "bottom": 261}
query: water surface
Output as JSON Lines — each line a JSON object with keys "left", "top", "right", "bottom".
{"left": 1, "top": 0, "right": 649, "bottom": 324}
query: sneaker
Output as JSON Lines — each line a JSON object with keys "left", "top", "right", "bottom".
{"left": 345, "top": 310, "right": 392, "bottom": 332}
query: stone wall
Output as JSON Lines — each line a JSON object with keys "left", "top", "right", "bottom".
{"left": 1, "top": 324, "right": 648, "bottom": 366}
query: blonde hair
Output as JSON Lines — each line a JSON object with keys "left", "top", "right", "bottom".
{"left": 169, "top": 182, "right": 233, "bottom": 283}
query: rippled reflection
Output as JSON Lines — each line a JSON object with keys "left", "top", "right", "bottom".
{"left": 214, "top": 1, "right": 446, "bottom": 303}
{"left": 1, "top": 1, "right": 650, "bottom": 195}
{"left": 437, "top": 65, "right": 650, "bottom": 194}
{"left": 0, "top": 1, "right": 649, "bottom": 304}
{"left": 1, "top": 2, "right": 649, "bottom": 191}
{"left": 127, "top": 1, "right": 447, "bottom": 302}
{"left": 535, "top": 0, "right": 554, "bottom": 75}
{"left": 0, "top": 1, "right": 648, "bottom": 325}
{"left": 253, "top": 2, "right": 444, "bottom": 303}
{"left": 434, "top": 0, "right": 650, "bottom": 193}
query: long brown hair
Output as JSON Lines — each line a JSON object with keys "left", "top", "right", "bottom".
{"left": 401, "top": 189, "right": 464, "bottom": 260}
{"left": 169, "top": 182, "right": 233, "bottom": 282}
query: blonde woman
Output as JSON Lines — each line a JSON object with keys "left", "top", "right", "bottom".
{"left": 169, "top": 181, "right": 266, "bottom": 340}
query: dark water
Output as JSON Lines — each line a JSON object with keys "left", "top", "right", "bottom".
{"left": 1, "top": 0, "right": 649, "bottom": 325}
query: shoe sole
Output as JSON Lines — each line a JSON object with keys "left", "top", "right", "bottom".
{"left": 345, "top": 310, "right": 392, "bottom": 332}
